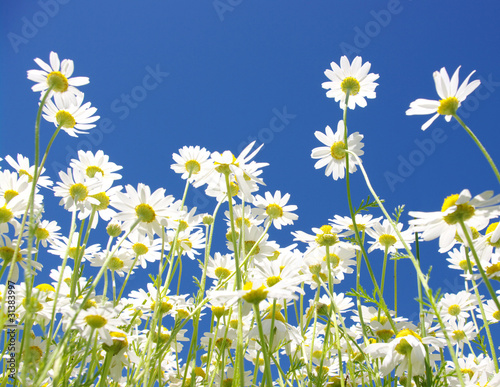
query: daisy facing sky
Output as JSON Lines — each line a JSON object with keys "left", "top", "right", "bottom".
{"left": 406, "top": 66, "right": 481, "bottom": 130}
{"left": 311, "top": 120, "right": 364, "bottom": 181}
{"left": 322, "top": 56, "right": 379, "bottom": 110}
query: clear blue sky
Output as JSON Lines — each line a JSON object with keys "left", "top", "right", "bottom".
{"left": 2, "top": 1, "right": 500, "bottom": 321}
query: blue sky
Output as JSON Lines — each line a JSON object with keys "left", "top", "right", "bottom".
{"left": 2, "top": 1, "right": 500, "bottom": 322}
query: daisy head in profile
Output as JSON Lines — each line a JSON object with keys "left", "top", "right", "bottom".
{"left": 322, "top": 56, "right": 379, "bottom": 110}
{"left": 406, "top": 66, "right": 481, "bottom": 130}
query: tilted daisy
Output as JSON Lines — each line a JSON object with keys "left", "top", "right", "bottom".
{"left": 409, "top": 189, "right": 500, "bottom": 252}
{"left": 47, "top": 232, "right": 101, "bottom": 262}
{"left": 70, "top": 150, "right": 122, "bottom": 183}
{"left": 329, "top": 214, "right": 382, "bottom": 237}
{"left": 322, "top": 56, "right": 379, "bottom": 110}
{"left": 205, "top": 252, "right": 236, "bottom": 283}
{"left": 4, "top": 154, "right": 53, "bottom": 188}
{"left": 311, "top": 120, "right": 364, "bottom": 180}
{"left": 406, "top": 66, "right": 481, "bottom": 130}
{"left": 366, "top": 219, "right": 414, "bottom": 253}
{"left": 121, "top": 230, "right": 163, "bottom": 269}
{"left": 42, "top": 93, "right": 99, "bottom": 137}
{"left": 27, "top": 51, "right": 89, "bottom": 103}
{"left": 224, "top": 204, "right": 263, "bottom": 229}
{"left": 253, "top": 190, "right": 298, "bottom": 230}
{"left": 33, "top": 219, "right": 62, "bottom": 248}
{"left": 112, "top": 183, "right": 179, "bottom": 238}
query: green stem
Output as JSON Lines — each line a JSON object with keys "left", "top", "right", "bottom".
{"left": 453, "top": 113, "right": 500, "bottom": 184}
{"left": 253, "top": 304, "right": 273, "bottom": 387}
{"left": 346, "top": 149, "right": 465, "bottom": 387}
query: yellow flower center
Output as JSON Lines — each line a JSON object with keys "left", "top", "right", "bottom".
{"left": 0, "top": 246, "right": 22, "bottom": 263}
{"left": 441, "top": 194, "right": 475, "bottom": 225}
{"left": 68, "top": 247, "right": 79, "bottom": 259}
{"left": 185, "top": 160, "right": 201, "bottom": 174}
{"left": 215, "top": 337, "right": 232, "bottom": 350}
{"left": 461, "top": 368, "right": 474, "bottom": 379}
{"left": 330, "top": 141, "right": 346, "bottom": 160}
{"left": 55, "top": 111, "right": 76, "bottom": 128}
{"left": 86, "top": 165, "right": 104, "bottom": 178}
{"left": 235, "top": 216, "right": 251, "bottom": 228}
{"left": 177, "top": 220, "right": 188, "bottom": 232}
{"left": 36, "top": 283, "right": 55, "bottom": 292}
{"left": 26, "top": 345, "right": 43, "bottom": 362}
{"left": 492, "top": 310, "right": 500, "bottom": 320}
{"left": 19, "top": 169, "right": 33, "bottom": 181}
{"left": 90, "top": 192, "right": 110, "bottom": 211}
{"left": 109, "top": 257, "right": 124, "bottom": 271}
{"left": 35, "top": 227, "right": 50, "bottom": 240}
{"left": 0, "top": 206, "right": 14, "bottom": 223}
{"left": 340, "top": 76, "right": 361, "bottom": 96}
{"left": 452, "top": 330, "right": 466, "bottom": 341}
{"left": 69, "top": 183, "right": 88, "bottom": 202}
{"left": 228, "top": 182, "right": 239, "bottom": 197}
{"left": 376, "top": 329, "right": 395, "bottom": 341}
{"left": 214, "top": 267, "right": 231, "bottom": 280}
{"left": 132, "top": 243, "right": 148, "bottom": 256}
{"left": 103, "top": 332, "right": 129, "bottom": 355}
{"left": 266, "top": 275, "right": 281, "bottom": 287}
{"left": 242, "top": 282, "right": 268, "bottom": 304}
{"left": 315, "top": 225, "right": 339, "bottom": 247}
{"left": 135, "top": 203, "right": 156, "bottom": 223}
{"left": 266, "top": 203, "right": 283, "bottom": 219}
{"left": 244, "top": 240, "right": 260, "bottom": 255}
{"left": 486, "top": 262, "right": 500, "bottom": 278}
{"left": 84, "top": 314, "right": 108, "bottom": 329}
{"left": 151, "top": 300, "right": 173, "bottom": 314}
{"left": 448, "top": 304, "right": 461, "bottom": 316}
{"left": 4, "top": 190, "right": 18, "bottom": 203}
{"left": 324, "top": 253, "right": 340, "bottom": 268}
{"left": 47, "top": 71, "right": 69, "bottom": 92}
{"left": 211, "top": 305, "right": 227, "bottom": 319}
{"left": 437, "top": 96, "right": 459, "bottom": 116}
{"left": 379, "top": 234, "right": 397, "bottom": 248}
{"left": 264, "top": 309, "right": 286, "bottom": 323}
{"left": 486, "top": 222, "right": 500, "bottom": 247}
{"left": 371, "top": 315, "right": 389, "bottom": 325}
{"left": 107, "top": 223, "right": 122, "bottom": 237}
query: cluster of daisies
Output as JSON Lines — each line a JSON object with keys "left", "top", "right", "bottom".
{"left": 0, "top": 52, "right": 499, "bottom": 387}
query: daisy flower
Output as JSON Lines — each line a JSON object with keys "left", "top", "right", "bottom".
{"left": 366, "top": 219, "right": 414, "bottom": 253}
{"left": 112, "top": 183, "right": 178, "bottom": 238}
{"left": 68, "top": 304, "right": 126, "bottom": 346}
{"left": 42, "top": 93, "right": 99, "bottom": 137}
{"left": 253, "top": 190, "right": 298, "bottom": 229}
{"left": 70, "top": 150, "right": 122, "bottom": 183}
{"left": 322, "top": 56, "right": 379, "bottom": 109}
{"left": 4, "top": 154, "right": 53, "bottom": 188}
{"left": 33, "top": 219, "right": 61, "bottom": 248}
{"left": 47, "top": 232, "right": 101, "bottom": 262}
{"left": 437, "top": 290, "right": 478, "bottom": 322}
{"left": 224, "top": 204, "right": 263, "bottom": 229}
{"left": 27, "top": 51, "right": 89, "bottom": 103}
{"left": 171, "top": 145, "right": 212, "bottom": 183}
{"left": 53, "top": 168, "right": 101, "bottom": 212}
{"left": 121, "top": 231, "right": 163, "bottom": 269}
{"left": 409, "top": 189, "right": 500, "bottom": 252}
{"left": 206, "top": 252, "right": 236, "bottom": 282}
{"left": 476, "top": 299, "right": 500, "bottom": 323}
{"left": 365, "top": 328, "right": 443, "bottom": 377}
{"left": 311, "top": 120, "right": 364, "bottom": 180}
{"left": 329, "top": 214, "right": 382, "bottom": 237}
{"left": 406, "top": 66, "right": 481, "bottom": 130}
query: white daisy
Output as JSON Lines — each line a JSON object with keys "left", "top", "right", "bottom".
{"left": 171, "top": 145, "right": 212, "bottom": 183}
{"left": 322, "top": 56, "right": 379, "bottom": 109}
{"left": 70, "top": 150, "right": 122, "bottom": 183}
{"left": 4, "top": 154, "right": 53, "bottom": 188}
{"left": 437, "top": 290, "right": 478, "bottom": 322}
{"left": 111, "top": 183, "right": 178, "bottom": 238}
{"left": 53, "top": 168, "right": 101, "bottom": 212}
{"left": 42, "top": 93, "right": 99, "bottom": 137}
{"left": 253, "top": 190, "right": 298, "bottom": 229}
{"left": 311, "top": 120, "right": 364, "bottom": 180}
{"left": 406, "top": 66, "right": 481, "bottom": 130}
{"left": 329, "top": 214, "right": 382, "bottom": 237}
{"left": 27, "top": 51, "right": 89, "bottom": 103}
{"left": 409, "top": 189, "right": 500, "bottom": 252}
{"left": 366, "top": 219, "right": 414, "bottom": 253}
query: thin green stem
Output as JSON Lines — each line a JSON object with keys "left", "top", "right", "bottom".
{"left": 453, "top": 113, "right": 500, "bottom": 184}
{"left": 253, "top": 304, "right": 273, "bottom": 387}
